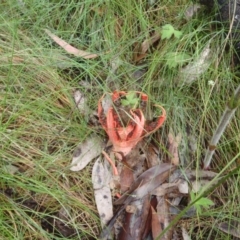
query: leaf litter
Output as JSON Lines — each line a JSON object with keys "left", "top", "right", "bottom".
{"left": 4, "top": 2, "right": 237, "bottom": 239}
{"left": 64, "top": 3, "right": 231, "bottom": 238}
{"left": 70, "top": 88, "right": 222, "bottom": 239}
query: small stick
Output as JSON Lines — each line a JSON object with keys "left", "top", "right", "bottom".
{"left": 203, "top": 85, "right": 240, "bottom": 169}
{"left": 102, "top": 150, "right": 119, "bottom": 176}
{"left": 102, "top": 150, "right": 122, "bottom": 198}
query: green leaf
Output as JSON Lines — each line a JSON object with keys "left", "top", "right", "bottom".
{"left": 121, "top": 92, "right": 139, "bottom": 107}
{"left": 121, "top": 99, "right": 131, "bottom": 106}
{"left": 165, "top": 52, "right": 191, "bottom": 68}
{"left": 126, "top": 92, "right": 137, "bottom": 101}
{"left": 161, "top": 24, "right": 183, "bottom": 40}
{"left": 194, "top": 197, "right": 214, "bottom": 208}
{"left": 190, "top": 192, "right": 214, "bottom": 215}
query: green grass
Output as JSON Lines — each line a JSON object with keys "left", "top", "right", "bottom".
{"left": 0, "top": 0, "right": 240, "bottom": 239}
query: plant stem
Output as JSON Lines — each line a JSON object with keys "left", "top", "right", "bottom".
{"left": 203, "top": 84, "right": 240, "bottom": 169}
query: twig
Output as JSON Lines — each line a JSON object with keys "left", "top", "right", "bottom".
{"left": 102, "top": 150, "right": 118, "bottom": 176}
{"left": 203, "top": 84, "right": 240, "bottom": 169}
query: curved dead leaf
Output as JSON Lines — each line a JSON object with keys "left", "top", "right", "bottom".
{"left": 217, "top": 220, "right": 240, "bottom": 238}
{"left": 92, "top": 157, "right": 113, "bottom": 227}
{"left": 70, "top": 135, "right": 104, "bottom": 171}
{"left": 141, "top": 31, "right": 160, "bottom": 54}
{"left": 45, "top": 29, "right": 99, "bottom": 59}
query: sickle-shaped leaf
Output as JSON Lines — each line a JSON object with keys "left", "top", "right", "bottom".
{"left": 45, "top": 29, "right": 99, "bottom": 59}
{"left": 70, "top": 135, "right": 104, "bottom": 171}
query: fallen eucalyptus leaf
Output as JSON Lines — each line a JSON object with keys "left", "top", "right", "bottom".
{"left": 92, "top": 157, "right": 113, "bottom": 227}
{"left": 151, "top": 206, "right": 162, "bottom": 240}
{"left": 118, "top": 196, "right": 150, "bottom": 240}
{"left": 184, "top": 4, "right": 202, "bottom": 20}
{"left": 70, "top": 135, "right": 104, "bottom": 171}
{"left": 153, "top": 197, "right": 171, "bottom": 240}
{"left": 141, "top": 141, "right": 160, "bottom": 168}
{"left": 179, "top": 42, "right": 212, "bottom": 84}
{"left": 169, "top": 169, "right": 218, "bottom": 183}
{"left": 141, "top": 31, "right": 160, "bottom": 54}
{"left": 217, "top": 220, "right": 240, "bottom": 238}
{"left": 45, "top": 29, "right": 99, "bottom": 59}
{"left": 169, "top": 206, "right": 196, "bottom": 218}
{"left": 73, "top": 90, "right": 92, "bottom": 115}
{"left": 151, "top": 182, "right": 179, "bottom": 197}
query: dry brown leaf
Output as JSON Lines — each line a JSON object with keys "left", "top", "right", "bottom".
{"left": 141, "top": 31, "right": 160, "bottom": 54}
{"left": 134, "top": 52, "right": 148, "bottom": 63}
{"left": 118, "top": 196, "right": 151, "bottom": 240}
{"left": 120, "top": 162, "right": 134, "bottom": 193}
{"left": 169, "top": 169, "right": 218, "bottom": 183}
{"left": 115, "top": 163, "right": 176, "bottom": 205}
{"left": 151, "top": 206, "right": 163, "bottom": 240}
{"left": 168, "top": 131, "right": 182, "bottom": 166}
{"left": 155, "top": 197, "right": 171, "bottom": 240}
{"left": 141, "top": 141, "right": 160, "bottom": 168}
{"left": 101, "top": 164, "right": 176, "bottom": 239}
{"left": 45, "top": 29, "right": 99, "bottom": 59}
{"left": 217, "top": 220, "right": 240, "bottom": 238}
{"left": 152, "top": 182, "right": 179, "bottom": 197}
{"left": 115, "top": 16, "right": 123, "bottom": 39}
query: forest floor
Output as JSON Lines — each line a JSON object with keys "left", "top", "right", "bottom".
{"left": 1, "top": 0, "right": 239, "bottom": 239}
